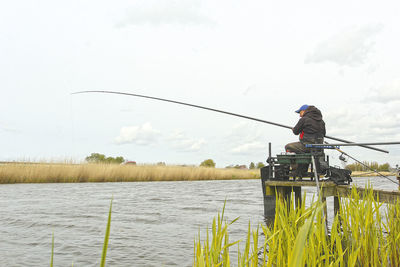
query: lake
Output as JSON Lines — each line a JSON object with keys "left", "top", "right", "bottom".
{"left": 0, "top": 177, "right": 397, "bottom": 266}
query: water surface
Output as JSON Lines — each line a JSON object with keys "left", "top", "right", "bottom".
{"left": 0, "top": 177, "right": 396, "bottom": 266}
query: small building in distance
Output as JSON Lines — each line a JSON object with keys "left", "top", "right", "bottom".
{"left": 122, "top": 161, "right": 136, "bottom": 165}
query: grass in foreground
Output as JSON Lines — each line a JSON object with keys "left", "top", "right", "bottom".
{"left": 0, "top": 163, "right": 259, "bottom": 184}
{"left": 194, "top": 186, "right": 400, "bottom": 266}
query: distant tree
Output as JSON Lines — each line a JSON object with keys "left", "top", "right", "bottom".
{"left": 370, "top": 161, "right": 379, "bottom": 171}
{"left": 249, "top": 162, "right": 256, "bottom": 169}
{"left": 157, "top": 162, "right": 166, "bottom": 166}
{"left": 106, "top": 156, "right": 124, "bottom": 164}
{"left": 85, "top": 153, "right": 124, "bottom": 164}
{"left": 346, "top": 161, "right": 391, "bottom": 172}
{"left": 200, "top": 159, "right": 216, "bottom": 168}
{"left": 115, "top": 156, "right": 125, "bottom": 164}
{"left": 256, "top": 162, "right": 265, "bottom": 169}
{"left": 105, "top": 157, "right": 114, "bottom": 163}
{"left": 378, "top": 163, "right": 390, "bottom": 171}
{"left": 85, "top": 153, "right": 106, "bottom": 163}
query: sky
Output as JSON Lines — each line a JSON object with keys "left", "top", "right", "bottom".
{"left": 1, "top": 0, "right": 400, "bottom": 168}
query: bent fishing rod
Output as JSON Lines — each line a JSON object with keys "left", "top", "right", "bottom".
{"left": 71, "top": 90, "right": 388, "bottom": 153}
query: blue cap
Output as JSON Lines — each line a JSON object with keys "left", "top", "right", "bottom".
{"left": 295, "top": 104, "right": 309, "bottom": 113}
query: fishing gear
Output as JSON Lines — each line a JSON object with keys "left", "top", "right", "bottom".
{"left": 71, "top": 90, "right": 388, "bottom": 153}
{"left": 306, "top": 142, "right": 399, "bottom": 185}
{"left": 328, "top": 144, "right": 399, "bottom": 186}
{"left": 339, "top": 154, "right": 347, "bottom": 163}
{"left": 262, "top": 149, "right": 353, "bottom": 185}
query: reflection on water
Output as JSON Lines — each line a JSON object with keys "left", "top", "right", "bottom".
{"left": 0, "top": 177, "right": 397, "bottom": 266}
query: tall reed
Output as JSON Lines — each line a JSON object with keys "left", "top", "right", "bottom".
{"left": 0, "top": 163, "right": 259, "bottom": 183}
{"left": 194, "top": 186, "right": 400, "bottom": 266}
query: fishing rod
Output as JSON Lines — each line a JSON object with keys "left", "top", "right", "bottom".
{"left": 307, "top": 141, "right": 400, "bottom": 148}
{"left": 71, "top": 90, "right": 388, "bottom": 153}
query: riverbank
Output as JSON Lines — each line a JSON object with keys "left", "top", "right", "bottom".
{"left": 0, "top": 163, "right": 260, "bottom": 184}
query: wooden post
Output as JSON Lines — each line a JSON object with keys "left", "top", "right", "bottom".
{"left": 333, "top": 196, "right": 339, "bottom": 216}
{"left": 263, "top": 185, "right": 276, "bottom": 222}
{"left": 397, "top": 173, "right": 400, "bottom": 191}
{"left": 277, "top": 186, "right": 293, "bottom": 213}
{"left": 294, "top": 187, "right": 302, "bottom": 209}
{"left": 283, "top": 187, "right": 292, "bottom": 207}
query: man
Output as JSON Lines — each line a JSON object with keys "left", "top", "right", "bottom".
{"left": 285, "top": 104, "right": 326, "bottom": 153}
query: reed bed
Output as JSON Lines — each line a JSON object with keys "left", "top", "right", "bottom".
{"left": 0, "top": 163, "right": 259, "bottom": 184}
{"left": 194, "top": 186, "right": 400, "bottom": 266}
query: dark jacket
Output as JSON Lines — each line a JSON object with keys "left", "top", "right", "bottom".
{"left": 292, "top": 106, "right": 326, "bottom": 143}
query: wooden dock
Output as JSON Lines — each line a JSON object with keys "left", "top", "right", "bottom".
{"left": 262, "top": 179, "right": 400, "bottom": 220}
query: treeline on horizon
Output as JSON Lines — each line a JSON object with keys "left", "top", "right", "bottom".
{"left": 85, "top": 153, "right": 266, "bottom": 169}
{"left": 345, "top": 161, "right": 392, "bottom": 172}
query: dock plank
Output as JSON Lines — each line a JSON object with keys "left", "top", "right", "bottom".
{"left": 337, "top": 185, "right": 400, "bottom": 204}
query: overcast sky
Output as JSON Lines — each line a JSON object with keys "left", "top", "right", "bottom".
{"left": 1, "top": 0, "right": 400, "bottom": 167}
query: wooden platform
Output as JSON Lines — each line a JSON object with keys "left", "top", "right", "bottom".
{"left": 264, "top": 180, "right": 400, "bottom": 204}
{"left": 262, "top": 179, "right": 400, "bottom": 220}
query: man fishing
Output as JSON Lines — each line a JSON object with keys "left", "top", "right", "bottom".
{"left": 285, "top": 104, "right": 326, "bottom": 153}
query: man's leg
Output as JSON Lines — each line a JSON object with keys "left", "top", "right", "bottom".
{"left": 285, "top": 142, "right": 308, "bottom": 153}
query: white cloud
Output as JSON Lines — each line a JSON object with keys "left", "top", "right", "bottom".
{"left": 305, "top": 24, "right": 383, "bottom": 67}
{"left": 365, "top": 80, "right": 400, "bottom": 103}
{"left": 166, "top": 130, "right": 206, "bottom": 152}
{"left": 223, "top": 122, "right": 268, "bottom": 155}
{"left": 243, "top": 84, "right": 257, "bottom": 96}
{"left": 116, "top": 0, "right": 214, "bottom": 27}
{"left": 173, "top": 138, "right": 206, "bottom": 152}
{"left": 224, "top": 122, "right": 264, "bottom": 143}
{"left": 114, "top": 122, "right": 160, "bottom": 145}
{"left": 325, "top": 103, "right": 400, "bottom": 142}
{"left": 166, "top": 130, "right": 186, "bottom": 141}
{"left": 0, "top": 124, "right": 18, "bottom": 133}
{"left": 230, "top": 141, "right": 266, "bottom": 155}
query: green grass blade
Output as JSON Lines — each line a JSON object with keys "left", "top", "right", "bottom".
{"left": 50, "top": 232, "right": 54, "bottom": 267}
{"left": 100, "top": 198, "right": 113, "bottom": 267}
{"left": 289, "top": 205, "right": 322, "bottom": 267}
